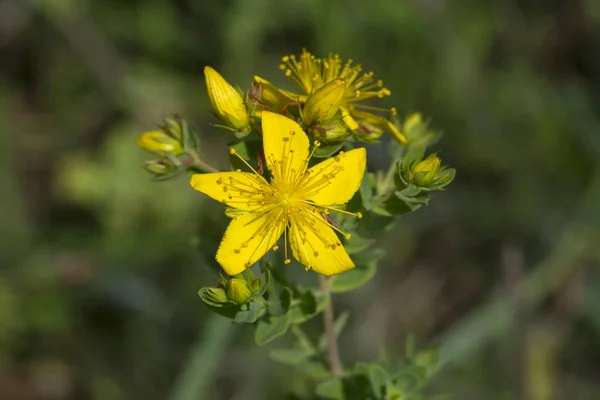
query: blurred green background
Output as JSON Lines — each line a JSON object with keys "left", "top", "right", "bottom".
{"left": 2, "top": 0, "right": 600, "bottom": 399}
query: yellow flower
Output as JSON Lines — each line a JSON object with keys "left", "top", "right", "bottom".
{"left": 204, "top": 66, "right": 250, "bottom": 132}
{"left": 190, "top": 112, "right": 366, "bottom": 276}
{"left": 275, "top": 49, "right": 407, "bottom": 143}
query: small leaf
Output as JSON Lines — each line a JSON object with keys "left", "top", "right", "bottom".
{"left": 316, "top": 379, "right": 344, "bottom": 400}
{"left": 267, "top": 284, "right": 292, "bottom": 317}
{"left": 331, "top": 262, "right": 377, "bottom": 293}
{"left": 256, "top": 269, "right": 271, "bottom": 297}
{"left": 255, "top": 312, "right": 292, "bottom": 345}
{"left": 234, "top": 298, "right": 266, "bottom": 323}
{"left": 414, "top": 348, "right": 439, "bottom": 373}
{"left": 228, "top": 139, "right": 262, "bottom": 170}
{"left": 299, "top": 361, "right": 330, "bottom": 380}
{"left": 290, "top": 292, "right": 329, "bottom": 324}
{"left": 314, "top": 141, "right": 345, "bottom": 158}
{"left": 268, "top": 347, "right": 315, "bottom": 365}
{"left": 344, "top": 232, "right": 375, "bottom": 255}
{"left": 367, "top": 365, "right": 389, "bottom": 398}
{"left": 181, "top": 119, "right": 200, "bottom": 153}
{"left": 392, "top": 369, "right": 422, "bottom": 394}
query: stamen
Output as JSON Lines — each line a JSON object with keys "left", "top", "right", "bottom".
{"left": 229, "top": 149, "right": 269, "bottom": 184}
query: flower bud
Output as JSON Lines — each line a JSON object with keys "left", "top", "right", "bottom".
{"left": 316, "top": 119, "right": 350, "bottom": 141}
{"left": 226, "top": 278, "right": 254, "bottom": 305}
{"left": 302, "top": 78, "right": 346, "bottom": 125}
{"left": 204, "top": 66, "right": 250, "bottom": 132}
{"left": 402, "top": 153, "right": 455, "bottom": 190}
{"left": 204, "top": 287, "right": 229, "bottom": 304}
{"left": 144, "top": 159, "right": 173, "bottom": 175}
{"left": 164, "top": 116, "right": 183, "bottom": 141}
{"left": 136, "top": 130, "right": 183, "bottom": 154}
{"left": 412, "top": 154, "right": 441, "bottom": 186}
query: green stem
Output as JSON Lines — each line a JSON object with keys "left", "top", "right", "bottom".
{"left": 318, "top": 275, "right": 343, "bottom": 377}
{"left": 185, "top": 150, "right": 218, "bottom": 173}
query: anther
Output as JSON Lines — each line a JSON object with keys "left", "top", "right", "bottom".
{"left": 284, "top": 259, "right": 291, "bottom": 265}
{"left": 236, "top": 169, "right": 241, "bottom": 173}
{"left": 357, "top": 212, "right": 363, "bottom": 219}
{"left": 345, "top": 233, "right": 352, "bottom": 240}
{"left": 272, "top": 245, "right": 279, "bottom": 251}
{"left": 229, "top": 148, "right": 236, "bottom": 155}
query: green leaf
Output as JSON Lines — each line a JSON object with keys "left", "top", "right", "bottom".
{"left": 267, "top": 284, "right": 292, "bottom": 317}
{"left": 316, "top": 379, "right": 344, "bottom": 400}
{"left": 268, "top": 347, "right": 315, "bottom": 366}
{"left": 314, "top": 141, "right": 345, "bottom": 158}
{"left": 414, "top": 348, "right": 439, "bottom": 373}
{"left": 181, "top": 119, "right": 200, "bottom": 153}
{"left": 290, "top": 291, "right": 329, "bottom": 324}
{"left": 255, "top": 269, "right": 271, "bottom": 297}
{"left": 367, "top": 365, "right": 389, "bottom": 398}
{"left": 228, "top": 139, "right": 262, "bottom": 170}
{"left": 344, "top": 232, "right": 375, "bottom": 255}
{"left": 234, "top": 298, "right": 266, "bottom": 323}
{"left": 392, "top": 369, "right": 422, "bottom": 394}
{"left": 254, "top": 312, "right": 292, "bottom": 345}
{"left": 331, "top": 262, "right": 377, "bottom": 293}
{"left": 298, "top": 361, "right": 330, "bottom": 380}
{"left": 318, "top": 311, "right": 350, "bottom": 350}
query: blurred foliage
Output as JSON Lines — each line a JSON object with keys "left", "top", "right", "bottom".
{"left": 2, "top": 0, "right": 600, "bottom": 399}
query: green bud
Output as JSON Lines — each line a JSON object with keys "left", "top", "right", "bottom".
{"left": 226, "top": 278, "right": 254, "bottom": 305}
{"left": 412, "top": 154, "right": 441, "bottom": 186}
{"left": 164, "top": 117, "right": 183, "bottom": 141}
{"left": 314, "top": 119, "right": 350, "bottom": 141}
{"left": 402, "top": 153, "right": 455, "bottom": 190}
{"left": 203, "top": 287, "right": 229, "bottom": 305}
{"left": 144, "top": 159, "right": 173, "bottom": 175}
{"left": 302, "top": 78, "right": 346, "bottom": 125}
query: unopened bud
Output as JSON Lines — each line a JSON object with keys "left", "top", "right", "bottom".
{"left": 226, "top": 278, "right": 254, "bottom": 305}
{"left": 136, "top": 131, "right": 183, "bottom": 154}
{"left": 412, "top": 154, "right": 441, "bottom": 186}
{"left": 144, "top": 159, "right": 173, "bottom": 175}
{"left": 204, "top": 287, "right": 229, "bottom": 304}
{"left": 302, "top": 78, "right": 346, "bottom": 125}
{"left": 164, "top": 117, "right": 183, "bottom": 141}
{"left": 204, "top": 66, "right": 250, "bottom": 132}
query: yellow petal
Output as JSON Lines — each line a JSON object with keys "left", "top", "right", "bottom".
{"left": 253, "top": 76, "right": 300, "bottom": 110}
{"left": 300, "top": 148, "right": 366, "bottom": 206}
{"left": 289, "top": 210, "right": 354, "bottom": 276}
{"left": 261, "top": 111, "right": 310, "bottom": 182}
{"left": 190, "top": 172, "right": 270, "bottom": 211}
{"left": 217, "top": 210, "right": 285, "bottom": 275}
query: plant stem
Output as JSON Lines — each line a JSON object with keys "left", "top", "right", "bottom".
{"left": 185, "top": 150, "right": 218, "bottom": 173}
{"left": 318, "top": 275, "right": 343, "bottom": 377}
